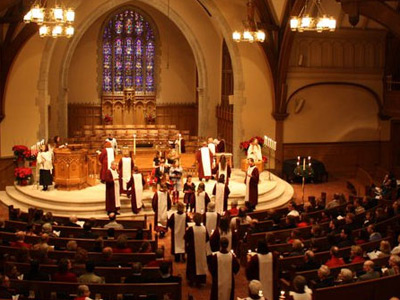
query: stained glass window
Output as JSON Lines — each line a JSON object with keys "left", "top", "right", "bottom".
{"left": 102, "top": 9, "right": 155, "bottom": 93}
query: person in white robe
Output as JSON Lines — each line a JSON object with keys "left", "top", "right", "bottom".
{"left": 118, "top": 150, "right": 134, "bottom": 195}
{"left": 105, "top": 160, "right": 121, "bottom": 213}
{"left": 195, "top": 182, "right": 210, "bottom": 213}
{"left": 195, "top": 142, "right": 213, "bottom": 181}
{"left": 152, "top": 183, "right": 172, "bottom": 237}
{"left": 212, "top": 174, "right": 230, "bottom": 215}
{"left": 203, "top": 202, "right": 220, "bottom": 235}
{"left": 127, "top": 166, "right": 146, "bottom": 214}
{"left": 167, "top": 202, "right": 189, "bottom": 262}
{"left": 99, "top": 142, "right": 115, "bottom": 183}
{"left": 37, "top": 144, "right": 53, "bottom": 191}
{"left": 209, "top": 237, "right": 240, "bottom": 300}
{"left": 247, "top": 138, "right": 262, "bottom": 162}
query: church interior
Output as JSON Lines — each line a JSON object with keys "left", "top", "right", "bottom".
{"left": 0, "top": 0, "right": 400, "bottom": 299}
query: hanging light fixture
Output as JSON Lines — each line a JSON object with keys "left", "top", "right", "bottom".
{"left": 232, "top": 0, "right": 265, "bottom": 43}
{"left": 290, "top": 0, "right": 336, "bottom": 33}
{"left": 23, "top": 0, "right": 76, "bottom": 38}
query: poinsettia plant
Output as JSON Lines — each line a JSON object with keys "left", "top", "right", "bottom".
{"left": 239, "top": 136, "right": 265, "bottom": 153}
{"left": 104, "top": 114, "right": 113, "bottom": 123}
{"left": 14, "top": 167, "right": 32, "bottom": 180}
{"left": 12, "top": 145, "right": 29, "bottom": 161}
{"left": 23, "top": 149, "right": 37, "bottom": 161}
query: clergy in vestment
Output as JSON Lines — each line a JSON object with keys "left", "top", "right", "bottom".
{"left": 203, "top": 202, "right": 221, "bottom": 235}
{"left": 245, "top": 158, "right": 259, "bottom": 209}
{"left": 209, "top": 237, "right": 240, "bottom": 300}
{"left": 212, "top": 174, "right": 230, "bottom": 215}
{"left": 99, "top": 142, "right": 115, "bottom": 182}
{"left": 247, "top": 138, "right": 262, "bottom": 162}
{"left": 118, "top": 150, "right": 134, "bottom": 195}
{"left": 127, "top": 166, "right": 146, "bottom": 214}
{"left": 105, "top": 160, "right": 121, "bottom": 214}
{"left": 195, "top": 142, "right": 213, "bottom": 181}
{"left": 216, "top": 135, "right": 226, "bottom": 153}
{"left": 194, "top": 182, "right": 210, "bottom": 213}
{"left": 246, "top": 239, "right": 278, "bottom": 300}
{"left": 184, "top": 213, "right": 211, "bottom": 286}
{"left": 167, "top": 202, "right": 189, "bottom": 262}
{"left": 105, "top": 134, "right": 118, "bottom": 153}
{"left": 152, "top": 183, "right": 172, "bottom": 236}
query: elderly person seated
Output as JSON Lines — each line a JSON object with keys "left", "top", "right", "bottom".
{"left": 358, "top": 260, "right": 380, "bottom": 281}
{"left": 288, "top": 239, "right": 305, "bottom": 257}
{"left": 42, "top": 223, "right": 58, "bottom": 237}
{"left": 314, "top": 265, "right": 334, "bottom": 288}
{"left": 288, "top": 275, "right": 312, "bottom": 300}
{"left": 238, "top": 280, "right": 265, "bottom": 300}
{"left": 64, "top": 215, "right": 81, "bottom": 227}
{"left": 297, "top": 250, "right": 321, "bottom": 271}
{"left": 325, "top": 246, "right": 345, "bottom": 268}
{"left": 384, "top": 255, "right": 400, "bottom": 276}
{"left": 73, "top": 285, "right": 92, "bottom": 300}
{"left": 10, "top": 231, "right": 31, "bottom": 249}
{"left": 336, "top": 268, "right": 354, "bottom": 285}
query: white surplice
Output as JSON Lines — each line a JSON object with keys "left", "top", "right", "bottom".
{"left": 133, "top": 173, "right": 143, "bottom": 209}
{"left": 258, "top": 253, "right": 273, "bottom": 300}
{"left": 193, "top": 225, "right": 208, "bottom": 275}
{"left": 245, "top": 166, "right": 256, "bottom": 202}
{"left": 121, "top": 157, "right": 132, "bottom": 190}
{"left": 109, "top": 168, "right": 121, "bottom": 208}
{"left": 205, "top": 212, "right": 218, "bottom": 235}
{"left": 157, "top": 191, "right": 168, "bottom": 226}
{"left": 195, "top": 191, "right": 206, "bottom": 213}
{"left": 105, "top": 148, "right": 115, "bottom": 169}
{"left": 173, "top": 212, "right": 186, "bottom": 254}
{"left": 200, "top": 147, "right": 212, "bottom": 177}
{"left": 215, "top": 183, "right": 226, "bottom": 215}
{"left": 217, "top": 252, "right": 233, "bottom": 300}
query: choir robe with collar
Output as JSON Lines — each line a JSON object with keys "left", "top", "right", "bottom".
{"left": 194, "top": 191, "right": 210, "bottom": 213}
{"left": 213, "top": 163, "right": 232, "bottom": 184}
{"left": 244, "top": 166, "right": 259, "bottom": 208}
{"left": 118, "top": 157, "right": 134, "bottom": 194}
{"left": 203, "top": 211, "right": 221, "bottom": 235}
{"left": 127, "top": 173, "right": 146, "bottom": 214}
{"left": 209, "top": 228, "right": 238, "bottom": 253}
{"left": 245, "top": 251, "right": 279, "bottom": 300}
{"left": 209, "top": 251, "right": 240, "bottom": 300}
{"left": 184, "top": 225, "right": 211, "bottom": 284}
{"left": 152, "top": 191, "right": 172, "bottom": 232}
{"left": 212, "top": 182, "right": 230, "bottom": 215}
{"left": 183, "top": 182, "right": 196, "bottom": 206}
{"left": 195, "top": 147, "right": 213, "bottom": 180}
{"left": 167, "top": 211, "right": 190, "bottom": 255}
{"left": 105, "top": 168, "right": 121, "bottom": 213}
{"left": 99, "top": 147, "right": 115, "bottom": 182}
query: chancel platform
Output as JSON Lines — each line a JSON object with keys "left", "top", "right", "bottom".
{"left": 0, "top": 170, "right": 294, "bottom": 218}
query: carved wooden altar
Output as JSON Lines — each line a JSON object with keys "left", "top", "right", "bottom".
{"left": 53, "top": 146, "right": 89, "bottom": 190}
{"left": 102, "top": 89, "right": 156, "bottom": 125}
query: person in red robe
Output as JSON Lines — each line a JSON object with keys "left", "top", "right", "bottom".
{"left": 212, "top": 174, "right": 230, "bottom": 215}
{"left": 209, "top": 237, "right": 240, "bottom": 300}
{"left": 195, "top": 142, "right": 213, "bottom": 181}
{"left": 167, "top": 202, "right": 190, "bottom": 262}
{"left": 127, "top": 166, "right": 146, "bottom": 214}
{"left": 244, "top": 158, "right": 259, "bottom": 209}
{"left": 105, "top": 160, "right": 121, "bottom": 214}
{"left": 152, "top": 184, "right": 172, "bottom": 237}
{"left": 184, "top": 213, "right": 211, "bottom": 286}
{"left": 246, "top": 239, "right": 279, "bottom": 300}
{"left": 183, "top": 175, "right": 196, "bottom": 212}
{"left": 118, "top": 150, "right": 134, "bottom": 195}
{"left": 99, "top": 142, "right": 114, "bottom": 183}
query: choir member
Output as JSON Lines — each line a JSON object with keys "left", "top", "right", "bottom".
{"left": 166, "top": 149, "right": 179, "bottom": 166}
{"left": 246, "top": 239, "right": 278, "bottom": 300}
{"left": 118, "top": 149, "right": 134, "bottom": 195}
{"left": 209, "top": 237, "right": 240, "bottom": 300}
{"left": 210, "top": 217, "right": 237, "bottom": 253}
{"left": 247, "top": 138, "right": 262, "bottom": 162}
{"left": 169, "top": 161, "right": 183, "bottom": 204}
{"left": 127, "top": 166, "right": 146, "bottom": 214}
{"left": 152, "top": 183, "right": 172, "bottom": 237}
{"left": 245, "top": 158, "right": 259, "bottom": 209}
{"left": 99, "top": 142, "right": 114, "bottom": 183}
{"left": 216, "top": 135, "right": 226, "bottom": 153}
{"left": 195, "top": 142, "right": 213, "bottom": 181}
{"left": 37, "top": 144, "right": 53, "bottom": 191}
{"left": 195, "top": 182, "right": 210, "bottom": 213}
{"left": 203, "top": 202, "right": 220, "bottom": 235}
{"left": 105, "top": 160, "right": 121, "bottom": 214}
{"left": 105, "top": 134, "right": 118, "bottom": 153}
{"left": 213, "top": 174, "right": 230, "bottom": 215}
{"left": 214, "top": 155, "right": 231, "bottom": 184}
{"left": 155, "top": 159, "right": 169, "bottom": 184}
{"left": 153, "top": 151, "right": 161, "bottom": 168}
{"left": 167, "top": 202, "right": 189, "bottom": 262}
{"left": 183, "top": 175, "right": 196, "bottom": 212}
{"left": 184, "top": 213, "right": 211, "bottom": 287}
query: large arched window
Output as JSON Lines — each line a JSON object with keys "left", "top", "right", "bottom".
{"left": 102, "top": 9, "right": 155, "bottom": 93}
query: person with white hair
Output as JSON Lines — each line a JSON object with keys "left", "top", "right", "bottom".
{"left": 105, "top": 160, "right": 121, "bottom": 214}
{"left": 238, "top": 280, "right": 265, "bottom": 300}
{"left": 314, "top": 265, "right": 334, "bottom": 288}
{"left": 337, "top": 268, "right": 354, "bottom": 284}
{"left": 73, "top": 284, "right": 92, "bottom": 300}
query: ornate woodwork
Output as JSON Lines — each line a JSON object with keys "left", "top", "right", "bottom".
{"left": 102, "top": 90, "right": 156, "bottom": 125}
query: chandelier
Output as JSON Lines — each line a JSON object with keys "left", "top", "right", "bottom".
{"left": 232, "top": 0, "right": 265, "bottom": 43}
{"left": 290, "top": 0, "right": 336, "bottom": 33}
{"left": 23, "top": 0, "right": 75, "bottom": 38}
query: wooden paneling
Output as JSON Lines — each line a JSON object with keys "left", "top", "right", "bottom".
{"left": 156, "top": 103, "right": 198, "bottom": 136}
{"left": 216, "top": 105, "right": 233, "bottom": 153}
{"left": 68, "top": 104, "right": 102, "bottom": 137}
{"left": 283, "top": 141, "right": 385, "bottom": 177}
{"left": 0, "top": 156, "right": 15, "bottom": 190}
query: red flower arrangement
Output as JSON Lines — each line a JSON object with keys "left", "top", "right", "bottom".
{"left": 262, "top": 155, "right": 268, "bottom": 163}
{"left": 12, "top": 145, "right": 29, "bottom": 161}
{"left": 14, "top": 167, "right": 32, "bottom": 181}
{"left": 239, "top": 136, "right": 265, "bottom": 153}
{"left": 23, "top": 149, "right": 37, "bottom": 161}
{"left": 104, "top": 114, "right": 113, "bottom": 123}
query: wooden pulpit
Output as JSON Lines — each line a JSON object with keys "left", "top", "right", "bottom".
{"left": 53, "top": 145, "right": 88, "bottom": 190}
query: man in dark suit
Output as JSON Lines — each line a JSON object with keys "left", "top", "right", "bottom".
{"left": 64, "top": 215, "right": 81, "bottom": 227}
{"left": 358, "top": 260, "right": 381, "bottom": 281}
{"left": 155, "top": 159, "right": 169, "bottom": 183}
{"left": 297, "top": 250, "right": 321, "bottom": 271}
{"left": 157, "top": 262, "right": 181, "bottom": 283}
{"left": 314, "top": 265, "right": 334, "bottom": 288}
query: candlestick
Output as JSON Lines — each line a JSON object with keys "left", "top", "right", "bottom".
{"left": 178, "top": 133, "right": 182, "bottom": 155}
{"left": 133, "top": 134, "right": 136, "bottom": 156}
{"left": 303, "top": 158, "right": 306, "bottom": 170}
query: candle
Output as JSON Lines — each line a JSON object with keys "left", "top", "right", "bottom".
{"left": 178, "top": 133, "right": 182, "bottom": 154}
{"left": 297, "top": 156, "right": 300, "bottom": 161}
{"left": 303, "top": 158, "right": 306, "bottom": 170}
{"left": 273, "top": 141, "right": 277, "bottom": 151}
{"left": 133, "top": 134, "right": 136, "bottom": 156}
{"left": 308, "top": 156, "right": 311, "bottom": 161}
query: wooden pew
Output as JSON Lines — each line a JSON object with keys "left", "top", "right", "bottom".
{"left": 5, "top": 220, "right": 153, "bottom": 240}
{"left": 0, "top": 231, "right": 158, "bottom": 252}
{"left": 4, "top": 261, "right": 170, "bottom": 283}
{"left": 312, "top": 274, "right": 400, "bottom": 300}
{"left": 10, "top": 279, "right": 182, "bottom": 300}
{"left": 0, "top": 246, "right": 156, "bottom": 266}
